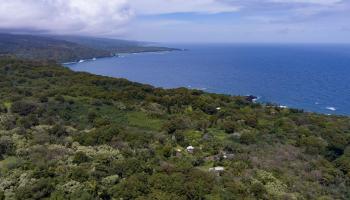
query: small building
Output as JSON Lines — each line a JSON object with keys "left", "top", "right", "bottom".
{"left": 186, "top": 146, "right": 195, "bottom": 153}
{"left": 209, "top": 166, "right": 225, "bottom": 175}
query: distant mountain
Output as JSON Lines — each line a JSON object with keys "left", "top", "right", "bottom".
{"left": 0, "top": 33, "right": 111, "bottom": 62}
{"left": 51, "top": 35, "right": 145, "bottom": 50}
{"left": 0, "top": 33, "right": 178, "bottom": 62}
{"left": 51, "top": 35, "right": 178, "bottom": 54}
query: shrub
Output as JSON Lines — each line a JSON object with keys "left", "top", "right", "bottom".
{"left": 0, "top": 114, "right": 17, "bottom": 130}
{"left": 39, "top": 96, "right": 48, "bottom": 103}
{"left": 54, "top": 95, "right": 65, "bottom": 103}
{"left": 335, "top": 156, "right": 350, "bottom": 174}
{"left": 75, "top": 125, "right": 120, "bottom": 145}
{"left": 183, "top": 169, "right": 215, "bottom": 199}
{"left": 73, "top": 151, "right": 91, "bottom": 164}
{"left": 300, "top": 136, "right": 328, "bottom": 155}
{"left": 240, "top": 131, "right": 257, "bottom": 145}
{"left": 250, "top": 181, "right": 267, "bottom": 198}
{"left": 49, "top": 124, "right": 68, "bottom": 137}
{"left": 163, "top": 117, "right": 191, "bottom": 134}
{"left": 70, "top": 167, "right": 90, "bottom": 182}
{"left": 0, "top": 104, "right": 7, "bottom": 113}
{"left": 0, "top": 136, "right": 15, "bottom": 159}
{"left": 87, "top": 111, "right": 98, "bottom": 123}
{"left": 15, "top": 178, "right": 54, "bottom": 200}
{"left": 0, "top": 190, "right": 4, "bottom": 200}
{"left": 109, "top": 173, "right": 149, "bottom": 199}
{"left": 18, "top": 114, "right": 39, "bottom": 129}
{"left": 11, "top": 101, "right": 37, "bottom": 116}
{"left": 222, "top": 120, "right": 236, "bottom": 134}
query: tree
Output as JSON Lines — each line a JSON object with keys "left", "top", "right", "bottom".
{"left": 87, "top": 111, "right": 98, "bottom": 123}
{"left": 49, "top": 124, "right": 68, "bottom": 137}
{"left": 240, "top": 131, "right": 257, "bottom": 145}
{"left": 0, "top": 136, "right": 15, "bottom": 159}
{"left": 11, "top": 101, "right": 37, "bottom": 116}
{"left": 163, "top": 117, "right": 191, "bottom": 134}
{"left": 15, "top": 178, "right": 54, "bottom": 200}
{"left": 300, "top": 136, "right": 328, "bottom": 155}
{"left": 222, "top": 120, "right": 236, "bottom": 134}
{"left": 109, "top": 173, "right": 149, "bottom": 199}
{"left": 0, "top": 104, "right": 7, "bottom": 113}
{"left": 184, "top": 169, "right": 215, "bottom": 199}
{"left": 335, "top": 156, "right": 350, "bottom": 174}
{"left": 0, "top": 190, "right": 4, "bottom": 200}
{"left": 73, "top": 151, "right": 91, "bottom": 164}
{"left": 18, "top": 114, "right": 39, "bottom": 129}
{"left": 250, "top": 181, "right": 267, "bottom": 199}
{"left": 76, "top": 125, "right": 120, "bottom": 145}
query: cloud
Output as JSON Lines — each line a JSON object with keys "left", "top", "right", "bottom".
{"left": 224, "top": 0, "right": 347, "bottom": 14}
{"left": 129, "top": 0, "right": 240, "bottom": 15}
{"left": 269, "top": 0, "right": 342, "bottom": 5}
{"left": 0, "top": 0, "right": 240, "bottom": 36}
{"left": 217, "top": 0, "right": 349, "bottom": 24}
{"left": 0, "top": 0, "right": 133, "bottom": 36}
{"left": 0, "top": 0, "right": 349, "bottom": 43}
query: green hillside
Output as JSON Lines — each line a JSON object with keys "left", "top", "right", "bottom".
{"left": 0, "top": 34, "right": 177, "bottom": 62}
{"left": 0, "top": 58, "right": 349, "bottom": 199}
{"left": 51, "top": 35, "right": 178, "bottom": 53}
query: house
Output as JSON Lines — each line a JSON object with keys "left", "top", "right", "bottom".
{"left": 186, "top": 146, "right": 195, "bottom": 153}
{"left": 209, "top": 166, "right": 225, "bottom": 175}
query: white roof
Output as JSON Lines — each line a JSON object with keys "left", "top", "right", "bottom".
{"left": 209, "top": 167, "right": 225, "bottom": 171}
{"left": 186, "top": 146, "right": 195, "bottom": 150}
{"left": 214, "top": 167, "right": 224, "bottom": 171}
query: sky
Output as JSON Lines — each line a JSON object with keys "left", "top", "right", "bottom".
{"left": 0, "top": 0, "right": 349, "bottom": 43}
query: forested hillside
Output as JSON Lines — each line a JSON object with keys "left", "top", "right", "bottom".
{"left": 0, "top": 34, "right": 111, "bottom": 62}
{"left": 0, "top": 34, "right": 177, "bottom": 62}
{"left": 51, "top": 35, "right": 178, "bottom": 54}
{"left": 0, "top": 58, "right": 349, "bottom": 199}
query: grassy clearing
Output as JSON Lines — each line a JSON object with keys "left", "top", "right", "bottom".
{"left": 184, "top": 130, "right": 203, "bottom": 145}
{"left": 208, "top": 128, "right": 228, "bottom": 141}
{"left": 127, "top": 111, "right": 164, "bottom": 131}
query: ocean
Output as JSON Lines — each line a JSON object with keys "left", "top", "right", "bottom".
{"left": 65, "top": 44, "right": 350, "bottom": 115}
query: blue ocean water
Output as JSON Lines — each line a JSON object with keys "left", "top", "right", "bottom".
{"left": 65, "top": 44, "right": 350, "bottom": 115}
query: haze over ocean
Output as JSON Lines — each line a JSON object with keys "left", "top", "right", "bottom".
{"left": 66, "top": 44, "right": 350, "bottom": 115}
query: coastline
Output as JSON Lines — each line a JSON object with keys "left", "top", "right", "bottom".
{"left": 64, "top": 59, "right": 342, "bottom": 117}
{"left": 62, "top": 48, "right": 181, "bottom": 65}
{"left": 64, "top": 45, "right": 346, "bottom": 116}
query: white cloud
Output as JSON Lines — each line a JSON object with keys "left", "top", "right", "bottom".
{"left": 0, "top": 0, "right": 240, "bottom": 36}
{"left": 0, "top": 0, "right": 133, "bottom": 36}
{"left": 129, "top": 0, "right": 240, "bottom": 15}
{"left": 0, "top": 0, "right": 348, "bottom": 43}
{"left": 269, "top": 0, "right": 342, "bottom": 5}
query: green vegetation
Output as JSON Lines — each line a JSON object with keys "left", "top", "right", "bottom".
{"left": 0, "top": 33, "right": 178, "bottom": 62}
{"left": 52, "top": 35, "right": 179, "bottom": 54}
{"left": 0, "top": 58, "right": 349, "bottom": 199}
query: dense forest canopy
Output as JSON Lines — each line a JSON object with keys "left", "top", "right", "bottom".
{"left": 0, "top": 57, "right": 349, "bottom": 199}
